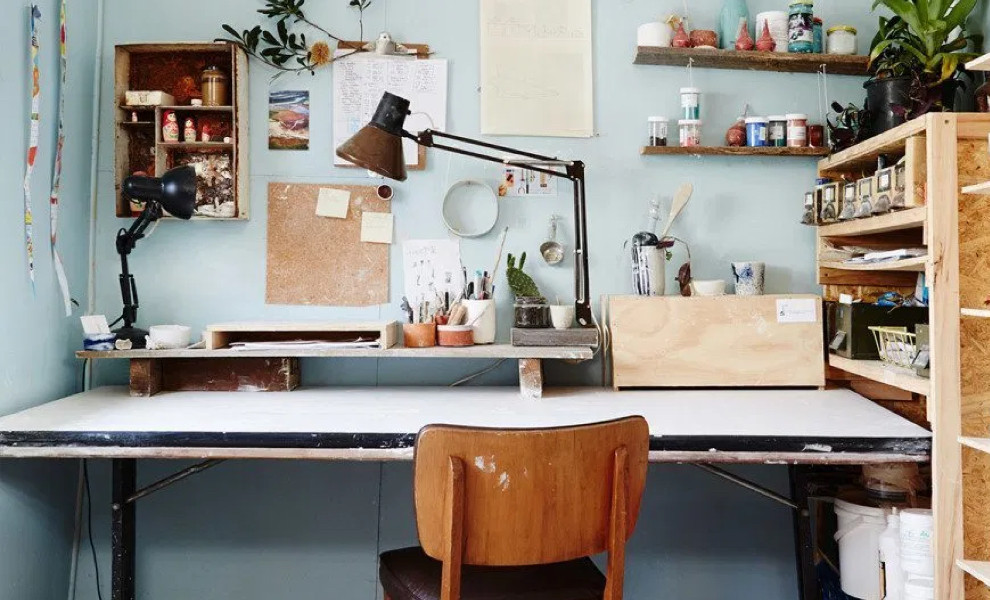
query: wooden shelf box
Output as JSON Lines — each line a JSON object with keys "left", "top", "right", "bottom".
{"left": 114, "top": 43, "right": 249, "bottom": 220}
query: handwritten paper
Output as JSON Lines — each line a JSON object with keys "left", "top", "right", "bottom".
{"left": 480, "top": 0, "right": 593, "bottom": 137}
{"left": 777, "top": 298, "right": 818, "bottom": 324}
{"left": 316, "top": 188, "right": 350, "bottom": 218}
{"left": 403, "top": 240, "right": 465, "bottom": 306}
{"left": 333, "top": 54, "right": 448, "bottom": 167}
{"left": 361, "top": 212, "right": 394, "bottom": 244}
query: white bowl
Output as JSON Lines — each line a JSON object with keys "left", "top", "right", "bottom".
{"left": 690, "top": 280, "right": 726, "bottom": 297}
{"left": 147, "top": 325, "right": 192, "bottom": 350}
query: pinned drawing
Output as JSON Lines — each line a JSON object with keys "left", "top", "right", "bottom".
{"left": 268, "top": 90, "right": 310, "bottom": 150}
{"left": 402, "top": 240, "right": 466, "bottom": 310}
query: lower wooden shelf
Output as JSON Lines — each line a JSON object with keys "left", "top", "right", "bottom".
{"left": 642, "top": 145, "right": 828, "bottom": 157}
{"left": 958, "top": 559, "right": 990, "bottom": 587}
{"left": 828, "top": 354, "right": 930, "bottom": 396}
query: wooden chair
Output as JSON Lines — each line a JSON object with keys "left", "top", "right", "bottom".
{"left": 379, "top": 417, "right": 650, "bottom": 600}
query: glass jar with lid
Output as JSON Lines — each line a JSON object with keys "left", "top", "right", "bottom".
{"left": 514, "top": 297, "right": 550, "bottom": 329}
{"left": 201, "top": 66, "right": 229, "bottom": 106}
{"left": 826, "top": 25, "right": 858, "bottom": 55}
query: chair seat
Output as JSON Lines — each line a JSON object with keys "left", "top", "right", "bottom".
{"left": 379, "top": 547, "right": 606, "bottom": 600}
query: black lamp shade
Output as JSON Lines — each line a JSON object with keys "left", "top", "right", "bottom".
{"left": 122, "top": 165, "right": 198, "bottom": 220}
{"left": 335, "top": 92, "right": 410, "bottom": 181}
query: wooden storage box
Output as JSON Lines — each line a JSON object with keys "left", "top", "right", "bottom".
{"left": 609, "top": 295, "right": 825, "bottom": 389}
{"left": 205, "top": 321, "right": 400, "bottom": 350}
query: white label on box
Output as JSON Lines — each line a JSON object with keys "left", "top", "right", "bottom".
{"left": 777, "top": 298, "right": 817, "bottom": 323}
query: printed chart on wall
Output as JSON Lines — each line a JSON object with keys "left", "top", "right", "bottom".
{"left": 480, "top": 0, "right": 593, "bottom": 137}
{"left": 333, "top": 53, "right": 448, "bottom": 167}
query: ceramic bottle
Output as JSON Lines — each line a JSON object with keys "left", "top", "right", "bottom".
{"left": 719, "top": 0, "right": 749, "bottom": 50}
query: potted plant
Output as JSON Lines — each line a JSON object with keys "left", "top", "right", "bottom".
{"left": 866, "top": 0, "right": 979, "bottom": 135}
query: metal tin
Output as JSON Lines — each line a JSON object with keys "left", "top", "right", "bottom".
{"left": 787, "top": 1, "right": 814, "bottom": 53}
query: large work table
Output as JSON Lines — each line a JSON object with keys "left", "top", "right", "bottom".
{"left": 0, "top": 385, "right": 931, "bottom": 464}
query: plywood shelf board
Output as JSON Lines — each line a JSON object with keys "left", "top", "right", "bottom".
{"left": 633, "top": 46, "right": 869, "bottom": 75}
{"left": 828, "top": 354, "right": 930, "bottom": 396}
{"left": 76, "top": 343, "right": 595, "bottom": 361}
{"left": 965, "top": 53, "right": 990, "bottom": 71}
{"left": 820, "top": 256, "right": 927, "bottom": 272}
{"left": 641, "top": 145, "right": 828, "bottom": 157}
{"left": 961, "top": 181, "right": 990, "bottom": 195}
{"left": 818, "top": 208, "right": 927, "bottom": 237}
{"left": 961, "top": 308, "right": 990, "bottom": 318}
{"left": 959, "top": 437, "right": 990, "bottom": 454}
{"left": 957, "top": 560, "right": 990, "bottom": 587}
{"left": 819, "top": 116, "right": 929, "bottom": 173}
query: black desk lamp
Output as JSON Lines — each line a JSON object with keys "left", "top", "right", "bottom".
{"left": 112, "top": 165, "right": 197, "bottom": 348}
{"left": 336, "top": 92, "right": 593, "bottom": 327}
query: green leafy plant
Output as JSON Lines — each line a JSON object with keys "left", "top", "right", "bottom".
{"left": 868, "top": 0, "right": 979, "bottom": 113}
{"left": 506, "top": 253, "right": 542, "bottom": 298}
{"left": 218, "top": 0, "right": 370, "bottom": 77}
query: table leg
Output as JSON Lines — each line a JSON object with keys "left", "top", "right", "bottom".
{"left": 111, "top": 459, "right": 137, "bottom": 600}
{"left": 518, "top": 358, "right": 543, "bottom": 399}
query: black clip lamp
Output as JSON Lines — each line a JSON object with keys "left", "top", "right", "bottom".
{"left": 336, "top": 92, "right": 593, "bottom": 327}
{"left": 112, "top": 165, "right": 197, "bottom": 348}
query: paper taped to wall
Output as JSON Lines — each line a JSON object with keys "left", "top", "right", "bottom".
{"left": 333, "top": 54, "right": 448, "bottom": 166}
{"left": 480, "top": 0, "right": 593, "bottom": 137}
{"left": 361, "top": 212, "right": 394, "bottom": 244}
{"left": 316, "top": 188, "right": 350, "bottom": 218}
{"left": 403, "top": 240, "right": 465, "bottom": 307}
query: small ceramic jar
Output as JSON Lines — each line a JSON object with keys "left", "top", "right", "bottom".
{"left": 786, "top": 113, "right": 808, "bottom": 147}
{"left": 745, "top": 116, "right": 769, "bottom": 147}
{"left": 768, "top": 115, "right": 787, "bottom": 147}
{"left": 403, "top": 323, "right": 437, "bottom": 348}
{"left": 514, "top": 297, "right": 550, "bottom": 329}
{"left": 826, "top": 25, "right": 857, "bottom": 55}
{"left": 679, "top": 119, "right": 702, "bottom": 147}
{"left": 437, "top": 325, "right": 474, "bottom": 347}
{"left": 648, "top": 116, "right": 669, "bottom": 146}
{"left": 680, "top": 87, "right": 701, "bottom": 120}
{"left": 689, "top": 29, "right": 718, "bottom": 49}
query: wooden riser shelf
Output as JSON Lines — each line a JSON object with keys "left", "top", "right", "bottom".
{"left": 642, "top": 145, "right": 827, "bottom": 157}
{"left": 829, "top": 355, "right": 930, "bottom": 396}
{"left": 818, "top": 207, "right": 927, "bottom": 237}
{"left": 633, "top": 46, "right": 869, "bottom": 75}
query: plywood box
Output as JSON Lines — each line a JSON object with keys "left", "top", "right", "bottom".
{"left": 205, "top": 321, "right": 400, "bottom": 350}
{"left": 609, "top": 295, "right": 825, "bottom": 389}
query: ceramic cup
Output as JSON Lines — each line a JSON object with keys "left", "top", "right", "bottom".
{"left": 637, "top": 21, "right": 672, "bottom": 47}
{"left": 689, "top": 279, "right": 726, "bottom": 297}
{"left": 147, "top": 325, "right": 191, "bottom": 350}
{"left": 731, "top": 262, "right": 766, "bottom": 296}
{"left": 462, "top": 299, "right": 496, "bottom": 344}
{"left": 549, "top": 305, "right": 576, "bottom": 330}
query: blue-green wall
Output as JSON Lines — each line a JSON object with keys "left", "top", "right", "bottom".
{"left": 0, "top": 1, "right": 99, "bottom": 599}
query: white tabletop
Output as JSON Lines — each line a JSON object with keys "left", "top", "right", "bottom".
{"left": 0, "top": 386, "right": 931, "bottom": 464}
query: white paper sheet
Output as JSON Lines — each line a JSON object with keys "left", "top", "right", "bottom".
{"left": 777, "top": 299, "right": 818, "bottom": 324}
{"left": 361, "top": 212, "right": 394, "bottom": 244}
{"left": 402, "top": 240, "right": 466, "bottom": 308}
{"left": 316, "top": 188, "right": 350, "bottom": 218}
{"left": 480, "top": 0, "right": 593, "bottom": 137}
{"left": 333, "top": 53, "right": 448, "bottom": 166}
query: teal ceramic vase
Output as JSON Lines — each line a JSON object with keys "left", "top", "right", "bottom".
{"left": 719, "top": 0, "right": 750, "bottom": 50}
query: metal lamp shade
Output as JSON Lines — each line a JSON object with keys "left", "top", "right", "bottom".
{"left": 122, "top": 165, "right": 198, "bottom": 220}
{"left": 336, "top": 123, "right": 408, "bottom": 181}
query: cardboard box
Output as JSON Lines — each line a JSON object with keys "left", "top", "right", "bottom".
{"left": 124, "top": 90, "right": 175, "bottom": 106}
{"left": 609, "top": 295, "right": 825, "bottom": 389}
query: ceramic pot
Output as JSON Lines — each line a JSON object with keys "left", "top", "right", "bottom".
{"left": 403, "top": 323, "right": 437, "bottom": 348}
{"left": 690, "top": 29, "right": 718, "bottom": 49}
{"left": 549, "top": 305, "right": 576, "bottom": 330}
{"left": 671, "top": 22, "right": 691, "bottom": 48}
{"left": 437, "top": 325, "right": 474, "bottom": 347}
{"left": 726, "top": 118, "right": 746, "bottom": 146}
{"left": 735, "top": 18, "right": 755, "bottom": 51}
{"left": 756, "top": 21, "right": 776, "bottom": 52}
{"left": 637, "top": 21, "right": 672, "bottom": 47}
{"left": 689, "top": 280, "right": 726, "bottom": 296}
{"left": 731, "top": 262, "right": 765, "bottom": 296}
{"left": 864, "top": 77, "right": 912, "bottom": 136}
{"left": 719, "top": 0, "right": 750, "bottom": 50}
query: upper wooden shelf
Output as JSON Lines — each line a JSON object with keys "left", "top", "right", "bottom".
{"left": 819, "top": 116, "right": 929, "bottom": 173}
{"left": 634, "top": 46, "right": 869, "bottom": 76}
{"left": 641, "top": 145, "right": 828, "bottom": 157}
{"left": 76, "top": 344, "right": 595, "bottom": 361}
{"left": 818, "top": 207, "right": 926, "bottom": 237}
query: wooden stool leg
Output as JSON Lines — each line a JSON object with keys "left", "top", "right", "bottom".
{"left": 518, "top": 358, "right": 543, "bottom": 399}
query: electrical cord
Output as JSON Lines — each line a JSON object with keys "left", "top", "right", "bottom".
{"left": 449, "top": 358, "right": 508, "bottom": 387}
{"left": 82, "top": 460, "right": 104, "bottom": 600}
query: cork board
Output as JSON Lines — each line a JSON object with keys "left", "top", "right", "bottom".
{"left": 266, "top": 182, "right": 389, "bottom": 306}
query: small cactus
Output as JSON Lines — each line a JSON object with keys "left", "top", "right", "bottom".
{"left": 506, "top": 252, "right": 542, "bottom": 298}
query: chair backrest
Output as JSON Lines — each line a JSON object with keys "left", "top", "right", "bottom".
{"left": 413, "top": 416, "right": 649, "bottom": 567}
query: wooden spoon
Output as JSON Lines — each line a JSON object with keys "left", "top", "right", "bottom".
{"left": 659, "top": 183, "right": 694, "bottom": 240}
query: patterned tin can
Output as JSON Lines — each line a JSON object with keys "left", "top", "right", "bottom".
{"left": 788, "top": 1, "right": 814, "bottom": 53}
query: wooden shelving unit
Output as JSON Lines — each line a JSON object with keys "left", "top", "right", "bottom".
{"left": 114, "top": 43, "right": 249, "bottom": 220}
{"left": 828, "top": 355, "right": 930, "bottom": 396}
{"left": 633, "top": 46, "right": 869, "bottom": 75}
{"left": 641, "top": 145, "right": 828, "bottom": 157}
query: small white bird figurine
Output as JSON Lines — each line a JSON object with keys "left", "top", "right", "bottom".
{"left": 364, "top": 31, "right": 411, "bottom": 56}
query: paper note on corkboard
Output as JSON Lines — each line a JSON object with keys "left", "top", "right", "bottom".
{"left": 267, "top": 182, "right": 390, "bottom": 306}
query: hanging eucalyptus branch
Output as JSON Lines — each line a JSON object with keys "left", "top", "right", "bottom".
{"left": 218, "top": 0, "right": 373, "bottom": 77}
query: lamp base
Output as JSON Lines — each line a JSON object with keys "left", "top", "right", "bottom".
{"left": 113, "top": 326, "right": 149, "bottom": 349}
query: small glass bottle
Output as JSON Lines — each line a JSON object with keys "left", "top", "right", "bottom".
{"left": 201, "top": 66, "right": 229, "bottom": 106}
{"left": 648, "top": 117, "right": 669, "bottom": 146}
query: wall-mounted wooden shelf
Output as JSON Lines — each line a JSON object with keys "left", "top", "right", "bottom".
{"left": 641, "top": 145, "right": 828, "bottom": 157}
{"left": 633, "top": 46, "right": 869, "bottom": 76}
{"left": 818, "top": 207, "right": 927, "bottom": 237}
{"left": 829, "top": 354, "right": 930, "bottom": 396}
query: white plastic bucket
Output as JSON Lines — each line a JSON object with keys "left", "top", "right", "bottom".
{"left": 900, "top": 509, "right": 934, "bottom": 578}
{"left": 904, "top": 576, "right": 934, "bottom": 600}
{"left": 834, "top": 498, "right": 890, "bottom": 600}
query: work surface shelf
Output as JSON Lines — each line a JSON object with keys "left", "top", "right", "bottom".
{"left": 0, "top": 386, "right": 931, "bottom": 463}
{"left": 77, "top": 344, "right": 593, "bottom": 360}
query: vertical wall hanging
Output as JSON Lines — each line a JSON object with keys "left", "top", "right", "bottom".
{"left": 50, "top": 0, "right": 72, "bottom": 315}
{"left": 22, "top": 5, "right": 42, "bottom": 288}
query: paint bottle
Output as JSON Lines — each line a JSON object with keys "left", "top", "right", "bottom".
{"left": 680, "top": 87, "right": 701, "bottom": 120}
{"left": 745, "top": 116, "right": 769, "bottom": 147}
